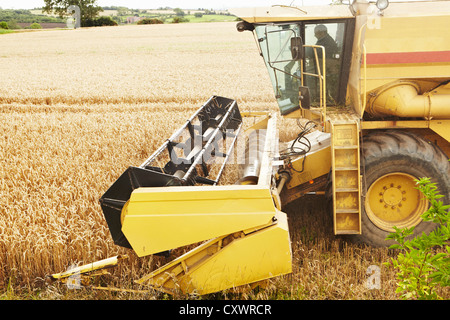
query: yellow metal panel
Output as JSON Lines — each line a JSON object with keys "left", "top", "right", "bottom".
{"left": 121, "top": 185, "right": 277, "bottom": 257}
{"left": 335, "top": 192, "right": 359, "bottom": 211}
{"left": 136, "top": 210, "right": 292, "bottom": 295}
{"left": 430, "top": 120, "right": 450, "bottom": 143}
{"left": 335, "top": 170, "right": 359, "bottom": 190}
{"left": 363, "top": 15, "right": 450, "bottom": 93}
{"left": 334, "top": 148, "right": 358, "bottom": 169}
{"left": 333, "top": 124, "right": 359, "bottom": 147}
{"left": 283, "top": 108, "right": 302, "bottom": 119}
{"left": 361, "top": 120, "right": 429, "bottom": 130}
{"left": 365, "top": 16, "right": 450, "bottom": 55}
{"left": 335, "top": 212, "right": 361, "bottom": 234}
{"left": 287, "top": 145, "right": 331, "bottom": 189}
{"left": 229, "top": 6, "right": 353, "bottom": 24}
{"left": 348, "top": 2, "right": 450, "bottom": 115}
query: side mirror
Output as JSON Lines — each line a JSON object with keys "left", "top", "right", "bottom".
{"left": 236, "top": 21, "right": 255, "bottom": 32}
{"left": 291, "top": 37, "right": 304, "bottom": 60}
{"left": 299, "top": 86, "right": 311, "bottom": 109}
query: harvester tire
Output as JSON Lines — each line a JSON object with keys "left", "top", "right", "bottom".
{"left": 349, "top": 130, "right": 450, "bottom": 247}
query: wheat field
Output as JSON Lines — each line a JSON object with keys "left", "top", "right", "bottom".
{"left": 0, "top": 22, "right": 433, "bottom": 300}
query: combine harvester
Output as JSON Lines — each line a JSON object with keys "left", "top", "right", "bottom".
{"left": 49, "top": 0, "right": 450, "bottom": 295}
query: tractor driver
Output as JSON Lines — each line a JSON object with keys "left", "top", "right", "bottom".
{"left": 313, "top": 24, "right": 338, "bottom": 59}
{"left": 306, "top": 24, "right": 340, "bottom": 104}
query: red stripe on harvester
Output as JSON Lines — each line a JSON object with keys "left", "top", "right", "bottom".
{"left": 365, "top": 51, "right": 450, "bottom": 65}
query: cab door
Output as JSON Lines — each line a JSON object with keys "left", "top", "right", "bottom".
{"left": 254, "top": 19, "right": 354, "bottom": 115}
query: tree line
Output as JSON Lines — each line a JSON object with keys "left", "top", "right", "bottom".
{"left": 0, "top": 8, "right": 64, "bottom": 25}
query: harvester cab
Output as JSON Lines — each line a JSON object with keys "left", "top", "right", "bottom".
{"left": 238, "top": 13, "right": 353, "bottom": 117}
{"left": 49, "top": 0, "right": 450, "bottom": 296}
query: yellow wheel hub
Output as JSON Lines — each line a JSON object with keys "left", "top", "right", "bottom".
{"left": 365, "top": 173, "right": 428, "bottom": 232}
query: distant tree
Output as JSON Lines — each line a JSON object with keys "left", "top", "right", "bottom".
{"left": 7, "top": 20, "right": 19, "bottom": 29}
{"left": 194, "top": 12, "right": 203, "bottom": 18}
{"left": 0, "top": 21, "right": 8, "bottom": 29}
{"left": 172, "top": 16, "right": 189, "bottom": 23}
{"left": 116, "top": 7, "right": 128, "bottom": 16}
{"left": 29, "top": 22, "right": 42, "bottom": 29}
{"left": 137, "top": 18, "right": 163, "bottom": 25}
{"left": 42, "top": 0, "right": 103, "bottom": 27}
{"left": 173, "top": 8, "right": 185, "bottom": 16}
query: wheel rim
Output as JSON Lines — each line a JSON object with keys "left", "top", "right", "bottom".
{"left": 365, "top": 173, "right": 428, "bottom": 232}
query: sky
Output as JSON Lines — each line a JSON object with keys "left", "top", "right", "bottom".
{"left": 0, "top": 0, "right": 334, "bottom": 10}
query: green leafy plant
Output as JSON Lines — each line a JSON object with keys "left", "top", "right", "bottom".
{"left": 386, "top": 177, "right": 450, "bottom": 300}
{"left": 171, "top": 16, "right": 189, "bottom": 23}
{"left": 29, "top": 22, "right": 42, "bottom": 29}
{"left": 0, "top": 21, "right": 9, "bottom": 29}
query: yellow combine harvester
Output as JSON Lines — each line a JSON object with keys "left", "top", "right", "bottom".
{"left": 49, "top": 0, "right": 450, "bottom": 295}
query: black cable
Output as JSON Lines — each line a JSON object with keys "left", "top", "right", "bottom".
{"left": 279, "top": 121, "right": 316, "bottom": 173}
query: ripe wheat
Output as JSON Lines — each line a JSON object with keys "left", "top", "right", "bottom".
{"left": 0, "top": 23, "right": 414, "bottom": 299}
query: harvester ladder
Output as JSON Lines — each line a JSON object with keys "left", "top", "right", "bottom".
{"left": 330, "top": 120, "right": 361, "bottom": 235}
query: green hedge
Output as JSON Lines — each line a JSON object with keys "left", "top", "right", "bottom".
{"left": 137, "top": 18, "right": 164, "bottom": 25}
{"left": 81, "top": 16, "right": 118, "bottom": 27}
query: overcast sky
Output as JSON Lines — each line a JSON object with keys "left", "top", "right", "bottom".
{"left": 0, "top": 0, "right": 432, "bottom": 10}
{"left": 0, "top": 0, "right": 334, "bottom": 10}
